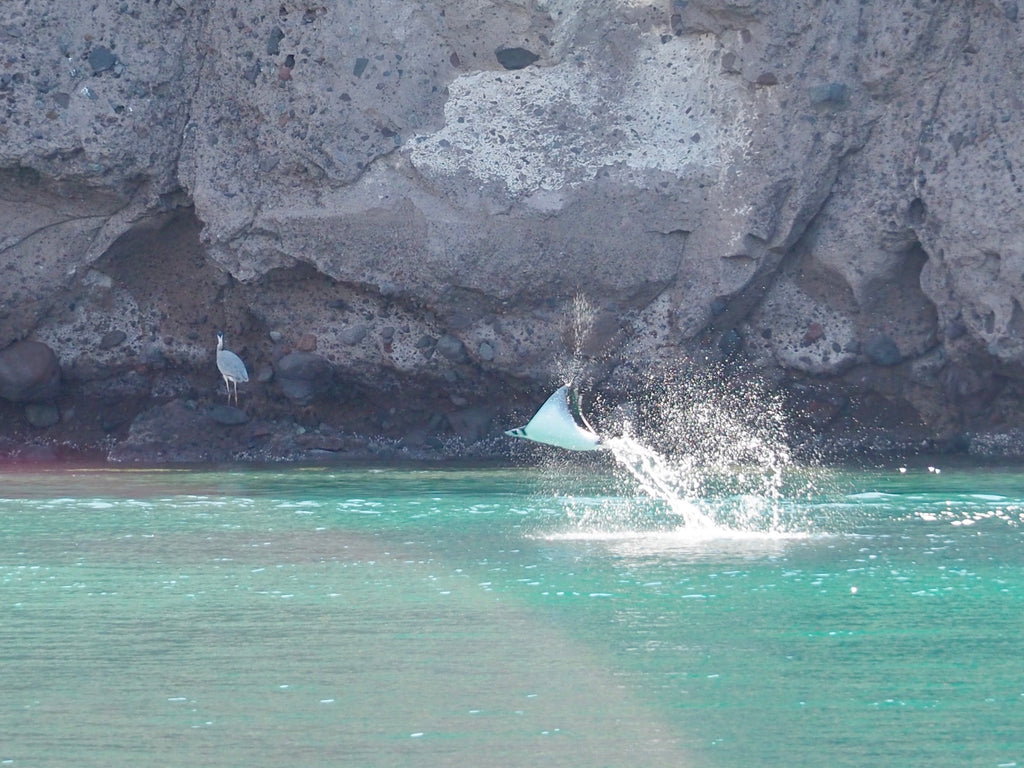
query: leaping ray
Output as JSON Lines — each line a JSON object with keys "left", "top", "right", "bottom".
{"left": 505, "top": 385, "right": 606, "bottom": 451}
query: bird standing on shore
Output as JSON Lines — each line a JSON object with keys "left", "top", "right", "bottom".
{"left": 216, "top": 332, "right": 249, "bottom": 405}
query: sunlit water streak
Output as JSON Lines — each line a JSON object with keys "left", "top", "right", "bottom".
{"left": 0, "top": 462, "right": 1022, "bottom": 768}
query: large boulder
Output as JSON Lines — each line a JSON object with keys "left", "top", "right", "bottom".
{"left": 0, "top": 341, "right": 61, "bottom": 403}
{"left": 275, "top": 352, "right": 334, "bottom": 406}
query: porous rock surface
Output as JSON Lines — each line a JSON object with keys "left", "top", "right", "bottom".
{"left": 1, "top": 0, "right": 1023, "bottom": 463}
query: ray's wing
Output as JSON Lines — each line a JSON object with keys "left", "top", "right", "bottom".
{"left": 567, "top": 386, "right": 599, "bottom": 434}
{"left": 505, "top": 385, "right": 604, "bottom": 451}
{"left": 527, "top": 386, "right": 578, "bottom": 435}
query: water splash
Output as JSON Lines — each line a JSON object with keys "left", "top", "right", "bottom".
{"left": 557, "top": 292, "right": 597, "bottom": 387}
{"left": 560, "top": 364, "right": 816, "bottom": 536}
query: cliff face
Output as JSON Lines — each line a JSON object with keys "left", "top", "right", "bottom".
{"left": 2, "top": 0, "right": 1023, "bottom": 462}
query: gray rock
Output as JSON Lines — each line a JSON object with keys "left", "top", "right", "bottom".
{"left": 0, "top": 341, "right": 61, "bottom": 403}
{"left": 88, "top": 46, "right": 116, "bottom": 73}
{"left": 495, "top": 47, "right": 539, "bottom": 70}
{"left": 342, "top": 324, "right": 368, "bottom": 346}
{"left": 24, "top": 403, "right": 60, "bottom": 428}
{"left": 864, "top": 335, "right": 902, "bottom": 366}
{"left": 276, "top": 352, "right": 333, "bottom": 405}
{"left": 447, "top": 405, "right": 495, "bottom": 444}
{"left": 267, "top": 27, "right": 284, "bottom": 55}
{"left": 808, "top": 82, "right": 848, "bottom": 108}
{"left": 4, "top": 0, "right": 1024, "bottom": 455}
{"left": 209, "top": 404, "right": 249, "bottom": 425}
{"left": 436, "top": 334, "right": 467, "bottom": 363}
{"left": 99, "top": 329, "right": 127, "bottom": 349}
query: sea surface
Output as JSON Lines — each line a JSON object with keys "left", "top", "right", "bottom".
{"left": 1, "top": 457, "right": 1022, "bottom": 767}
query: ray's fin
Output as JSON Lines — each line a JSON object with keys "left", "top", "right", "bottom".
{"left": 504, "top": 385, "right": 605, "bottom": 452}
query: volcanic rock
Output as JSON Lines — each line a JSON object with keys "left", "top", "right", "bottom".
{"left": 275, "top": 352, "right": 333, "bottom": 405}
{"left": 0, "top": 341, "right": 61, "bottom": 403}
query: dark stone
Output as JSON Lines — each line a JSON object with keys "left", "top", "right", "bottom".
{"left": 99, "top": 400, "right": 136, "bottom": 432}
{"left": 88, "top": 46, "right": 116, "bottom": 74}
{"left": 809, "top": 82, "right": 849, "bottom": 108}
{"left": 25, "top": 403, "right": 60, "bottom": 428}
{"left": 400, "top": 426, "right": 429, "bottom": 448}
{"left": 1004, "top": 2, "right": 1019, "bottom": 22}
{"left": 342, "top": 325, "right": 368, "bottom": 346}
{"left": 864, "top": 334, "right": 901, "bottom": 366}
{"left": 243, "top": 61, "right": 261, "bottom": 84}
{"left": 755, "top": 72, "right": 778, "bottom": 86}
{"left": 276, "top": 351, "right": 333, "bottom": 405}
{"left": 254, "top": 363, "right": 275, "bottom": 384}
{"left": 478, "top": 341, "right": 495, "bottom": 362}
{"left": 945, "top": 319, "right": 967, "bottom": 341}
{"left": 495, "top": 47, "right": 539, "bottom": 70}
{"left": 0, "top": 340, "right": 61, "bottom": 403}
{"left": 99, "top": 329, "right": 127, "bottom": 349}
{"left": 353, "top": 57, "right": 369, "bottom": 77}
{"left": 436, "top": 334, "right": 467, "bottom": 363}
{"left": 209, "top": 404, "right": 249, "bottom": 426}
{"left": 267, "top": 26, "right": 285, "bottom": 55}
{"left": 447, "top": 406, "right": 495, "bottom": 444}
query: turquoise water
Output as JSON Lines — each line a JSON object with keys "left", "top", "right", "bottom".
{"left": 1, "top": 462, "right": 1022, "bottom": 767}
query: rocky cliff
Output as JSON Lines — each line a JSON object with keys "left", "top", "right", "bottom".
{"left": 2, "top": 0, "right": 1023, "bottom": 463}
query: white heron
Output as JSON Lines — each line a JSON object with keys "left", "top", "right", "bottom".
{"left": 216, "top": 332, "right": 249, "bottom": 405}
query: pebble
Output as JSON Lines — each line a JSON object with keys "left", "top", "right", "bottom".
{"left": 267, "top": 26, "right": 285, "bottom": 55}
{"left": 88, "top": 46, "right": 116, "bottom": 74}
{"left": 341, "top": 325, "right": 368, "bottom": 346}
{"left": 435, "top": 334, "right": 467, "bottom": 363}
{"left": 100, "top": 329, "right": 127, "bottom": 349}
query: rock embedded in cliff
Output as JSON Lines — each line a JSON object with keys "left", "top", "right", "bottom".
{"left": 25, "top": 403, "right": 60, "bottom": 428}
{"left": 88, "top": 46, "right": 116, "bottom": 74}
{"left": 864, "top": 335, "right": 902, "bottom": 366}
{"left": 267, "top": 26, "right": 285, "bottom": 55}
{"left": 209, "top": 404, "right": 249, "bottom": 426}
{"left": 436, "top": 334, "right": 467, "bottom": 363}
{"left": 495, "top": 47, "right": 539, "bottom": 70}
{"left": 808, "top": 82, "right": 849, "bottom": 109}
{"left": 99, "top": 330, "right": 127, "bottom": 349}
{"left": 276, "top": 351, "right": 333, "bottom": 405}
{"left": 0, "top": 341, "right": 61, "bottom": 403}
{"left": 341, "top": 325, "right": 368, "bottom": 346}
{"left": 447, "top": 405, "right": 495, "bottom": 444}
